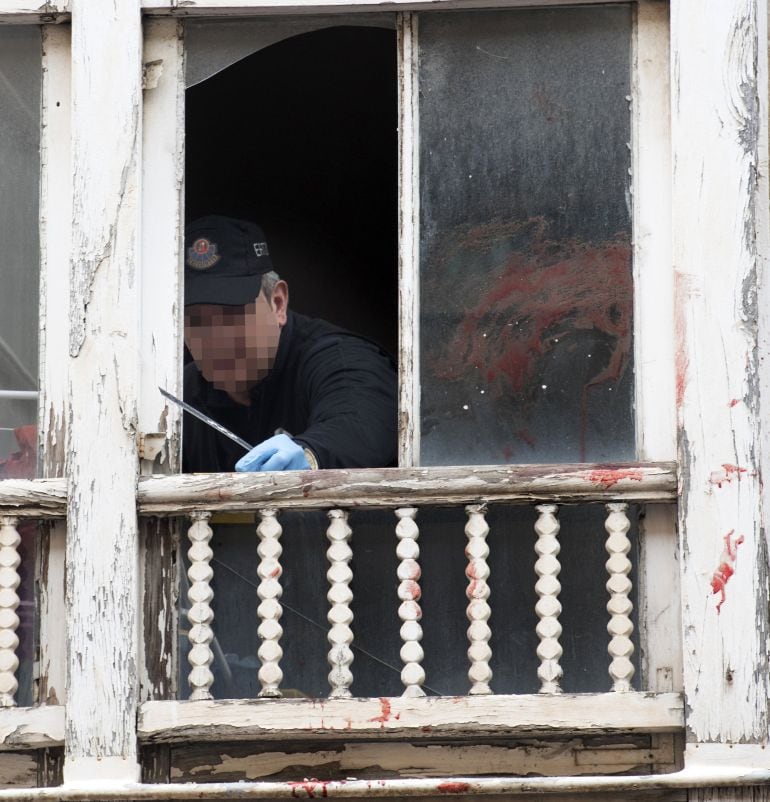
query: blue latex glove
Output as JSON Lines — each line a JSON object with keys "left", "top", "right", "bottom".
{"left": 235, "top": 433, "right": 310, "bottom": 472}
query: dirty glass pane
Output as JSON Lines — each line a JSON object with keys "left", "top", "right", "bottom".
{"left": 178, "top": 505, "right": 639, "bottom": 699}
{"left": 0, "top": 27, "right": 41, "bottom": 481}
{"left": 419, "top": 7, "right": 634, "bottom": 465}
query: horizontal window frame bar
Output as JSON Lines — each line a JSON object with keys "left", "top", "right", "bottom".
{"left": 0, "top": 704, "right": 63, "bottom": 751}
{"left": 142, "top": 0, "right": 635, "bottom": 15}
{"left": 139, "top": 691, "right": 684, "bottom": 743}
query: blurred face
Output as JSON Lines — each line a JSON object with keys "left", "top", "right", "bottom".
{"left": 184, "top": 285, "right": 288, "bottom": 400}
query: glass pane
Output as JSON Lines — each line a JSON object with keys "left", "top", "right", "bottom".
{"left": 185, "top": 14, "right": 395, "bottom": 87}
{"left": 0, "top": 27, "right": 41, "bottom": 480}
{"left": 419, "top": 8, "right": 634, "bottom": 465}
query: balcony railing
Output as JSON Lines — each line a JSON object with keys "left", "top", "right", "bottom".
{"left": 0, "top": 463, "right": 682, "bottom": 764}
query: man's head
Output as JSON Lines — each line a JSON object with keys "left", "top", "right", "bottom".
{"left": 184, "top": 216, "right": 288, "bottom": 399}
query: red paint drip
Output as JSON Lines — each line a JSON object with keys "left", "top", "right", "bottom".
{"left": 437, "top": 782, "right": 472, "bottom": 794}
{"left": 710, "top": 530, "right": 745, "bottom": 613}
{"left": 288, "top": 781, "right": 329, "bottom": 799}
{"left": 368, "top": 697, "right": 392, "bottom": 727}
{"left": 586, "top": 468, "right": 644, "bottom": 489}
{"left": 709, "top": 464, "right": 749, "bottom": 488}
{"left": 674, "top": 272, "right": 690, "bottom": 408}
{"left": 728, "top": 398, "right": 741, "bottom": 408}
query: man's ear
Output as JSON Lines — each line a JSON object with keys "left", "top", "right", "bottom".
{"left": 270, "top": 280, "right": 289, "bottom": 326}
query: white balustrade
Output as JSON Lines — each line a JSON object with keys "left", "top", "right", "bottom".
{"left": 395, "top": 507, "right": 425, "bottom": 697}
{"left": 187, "top": 511, "right": 215, "bottom": 700}
{"left": 327, "top": 509, "right": 354, "bottom": 698}
{"left": 0, "top": 516, "right": 20, "bottom": 707}
{"left": 605, "top": 502, "right": 635, "bottom": 692}
{"left": 534, "top": 503, "right": 563, "bottom": 694}
{"left": 465, "top": 503, "right": 492, "bottom": 695}
{"left": 257, "top": 508, "right": 283, "bottom": 698}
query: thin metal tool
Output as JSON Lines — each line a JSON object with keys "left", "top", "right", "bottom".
{"left": 159, "top": 387, "right": 253, "bottom": 452}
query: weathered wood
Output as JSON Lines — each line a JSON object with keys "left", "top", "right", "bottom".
{"left": 672, "top": 0, "right": 770, "bottom": 745}
{"left": 256, "top": 509, "right": 284, "bottom": 698}
{"left": 604, "top": 504, "right": 634, "bottom": 693}
{"left": 0, "top": 482, "right": 66, "bottom": 519}
{"left": 37, "top": 24, "right": 71, "bottom": 728}
{"left": 326, "top": 510, "right": 354, "bottom": 699}
{"left": 166, "top": 734, "right": 679, "bottom": 782}
{"left": 0, "top": 706, "right": 64, "bottom": 751}
{"left": 397, "top": 11, "right": 419, "bottom": 467}
{"left": 534, "top": 504, "right": 562, "bottom": 694}
{"left": 0, "top": 2, "right": 69, "bottom": 22}
{"left": 66, "top": 0, "right": 142, "bottom": 782}
{"left": 139, "top": 517, "right": 178, "bottom": 703}
{"left": 139, "top": 692, "right": 684, "bottom": 743}
{"left": 140, "top": 17, "right": 184, "bottom": 476}
{"left": 464, "top": 505, "right": 491, "bottom": 695}
{"left": 141, "top": 0, "right": 630, "bottom": 14}
{"left": 395, "top": 507, "right": 424, "bottom": 697}
{"left": 0, "top": 519, "right": 21, "bottom": 707}
{"left": 185, "top": 512, "right": 215, "bottom": 701}
{"left": 138, "top": 463, "right": 677, "bottom": 514}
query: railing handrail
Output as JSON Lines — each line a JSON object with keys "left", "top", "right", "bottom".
{"left": 0, "top": 462, "right": 677, "bottom": 518}
{"left": 137, "top": 462, "right": 677, "bottom": 515}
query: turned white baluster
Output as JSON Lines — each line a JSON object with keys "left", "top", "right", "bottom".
{"left": 0, "top": 517, "right": 21, "bottom": 707}
{"left": 187, "top": 511, "right": 215, "bottom": 700}
{"left": 465, "top": 503, "right": 492, "bottom": 695}
{"left": 257, "top": 508, "right": 283, "bottom": 698}
{"left": 534, "top": 504, "right": 563, "bottom": 694}
{"left": 395, "top": 507, "right": 425, "bottom": 697}
{"left": 327, "top": 509, "right": 354, "bottom": 698}
{"left": 605, "top": 502, "right": 634, "bottom": 692}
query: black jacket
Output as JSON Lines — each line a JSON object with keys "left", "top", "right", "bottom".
{"left": 182, "top": 311, "right": 398, "bottom": 472}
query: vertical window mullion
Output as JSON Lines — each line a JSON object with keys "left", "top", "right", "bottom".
{"left": 397, "top": 11, "right": 420, "bottom": 468}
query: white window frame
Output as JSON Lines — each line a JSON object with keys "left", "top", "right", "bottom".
{"left": 0, "top": 0, "right": 768, "bottom": 794}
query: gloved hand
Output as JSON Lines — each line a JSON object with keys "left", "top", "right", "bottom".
{"left": 235, "top": 433, "right": 310, "bottom": 472}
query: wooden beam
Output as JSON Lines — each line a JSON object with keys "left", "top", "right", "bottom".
{"left": 0, "top": 706, "right": 64, "bottom": 751}
{"left": 139, "top": 692, "right": 684, "bottom": 743}
{"left": 66, "top": 0, "right": 142, "bottom": 783}
{"left": 137, "top": 462, "right": 677, "bottom": 514}
{"left": 671, "top": 0, "right": 770, "bottom": 753}
{"left": 140, "top": 0, "right": 630, "bottom": 14}
{"left": 0, "top": 481, "right": 66, "bottom": 518}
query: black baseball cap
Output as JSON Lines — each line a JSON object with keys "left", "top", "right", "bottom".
{"left": 184, "top": 215, "right": 274, "bottom": 306}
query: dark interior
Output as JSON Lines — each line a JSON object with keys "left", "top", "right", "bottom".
{"left": 185, "top": 26, "right": 399, "bottom": 355}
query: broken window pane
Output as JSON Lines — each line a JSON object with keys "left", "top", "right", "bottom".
{"left": 0, "top": 27, "right": 40, "bottom": 481}
{"left": 419, "top": 7, "right": 634, "bottom": 465}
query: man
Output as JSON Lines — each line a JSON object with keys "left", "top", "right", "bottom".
{"left": 182, "top": 215, "right": 398, "bottom": 473}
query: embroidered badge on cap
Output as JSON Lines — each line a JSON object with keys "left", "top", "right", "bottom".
{"left": 253, "top": 242, "right": 270, "bottom": 258}
{"left": 187, "top": 238, "right": 221, "bottom": 271}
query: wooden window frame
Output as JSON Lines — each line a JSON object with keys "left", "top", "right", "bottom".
{"left": 0, "top": 0, "right": 769, "bottom": 794}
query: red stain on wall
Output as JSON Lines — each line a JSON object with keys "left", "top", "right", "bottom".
{"left": 288, "top": 780, "right": 329, "bottom": 799}
{"left": 586, "top": 468, "right": 644, "bottom": 488}
{"left": 728, "top": 398, "right": 741, "bottom": 408}
{"left": 709, "top": 464, "right": 749, "bottom": 488}
{"left": 437, "top": 782, "right": 472, "bottom": 794}
{"left": 368, "top": 697, "right": 392, "bottom": 726}
{"left": 710, "top": 530, "right": 745, "bottom": 613}
{"left": 674, "top": 272, "right": 690, "bottom": 408}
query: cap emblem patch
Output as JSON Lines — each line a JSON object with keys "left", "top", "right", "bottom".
{"left": 253, "top": 241, "right": 270, "bottom": 258}
{"left": 187, "top": 238, "right": 221, "bottom": 271}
